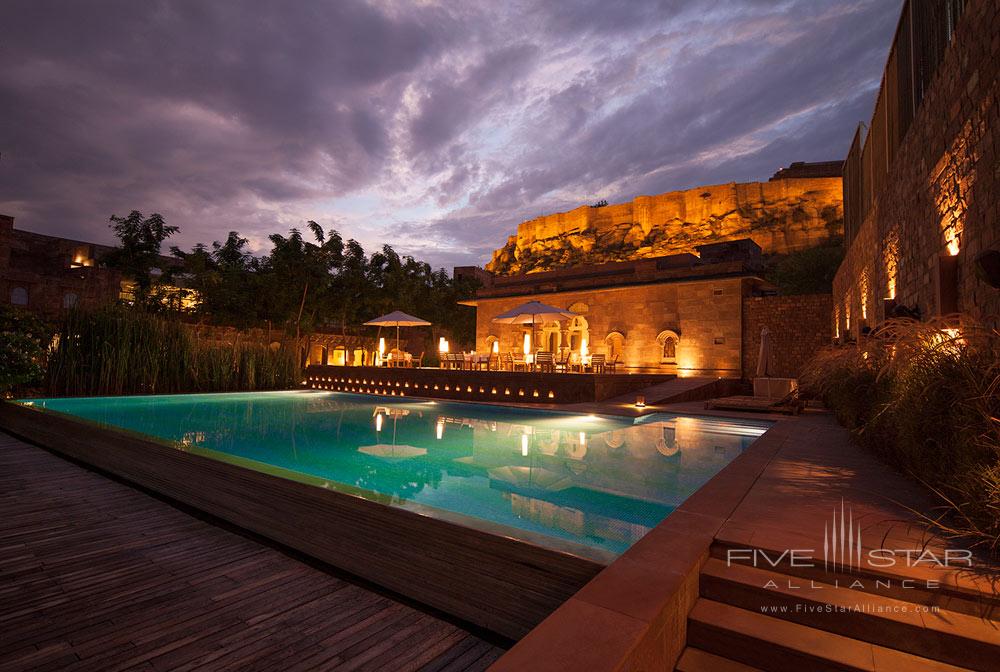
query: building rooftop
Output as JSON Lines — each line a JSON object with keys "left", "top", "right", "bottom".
{"left": 461, "top": 239, "right": 767, "bottom": 302}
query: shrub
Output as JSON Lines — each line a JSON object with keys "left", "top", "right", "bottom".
{"left": 0, "top": 305, "right": 52, "bottom": 396}
{"left": 802, "top": 317, "right": 1000, "bottom": 555}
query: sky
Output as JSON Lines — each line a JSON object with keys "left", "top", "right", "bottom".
{"left": 0, "top": 0, "right": 902, "bottom": 271}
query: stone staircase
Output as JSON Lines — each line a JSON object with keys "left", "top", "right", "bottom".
{"left": 675, "top": 541, "right": 1000, "bottom": 672}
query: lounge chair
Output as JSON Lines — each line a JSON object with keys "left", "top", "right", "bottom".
{"left": 704, "top": 388, "right": 804, "bottom": 415}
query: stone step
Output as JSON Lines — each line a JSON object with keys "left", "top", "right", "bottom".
{"left": 699, "top": 558, "right": 1000, "bottom": 670}
{"left": 675, "top": 647, "right": 763, "bottom": 672}
{"left": 710, "top": 539, "right": 1000, "bottom": 621}
{"left": 688, "top": 599, "right": 977, "bottom": 672}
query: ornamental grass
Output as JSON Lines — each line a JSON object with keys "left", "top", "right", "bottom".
{"left": 47, "top": 307, "right": 299, "bottom": 396}
{"left": 802, "top": 317, "right": 1000, "bottom": 556}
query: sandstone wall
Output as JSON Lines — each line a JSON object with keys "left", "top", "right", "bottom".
{"left": 487, "top": 177, "right": 843, "bottom": 274}
{"left": 742, "top": 294, "right": 833, "bottom": 380}
{"left": 834, "top": 0, "right": 1000, "bottom": 335}
{"left": 475, "top": 277, "right": 746, "bottom": 377}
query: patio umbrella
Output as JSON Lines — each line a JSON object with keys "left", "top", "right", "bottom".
{"left": 491, "top": 301, "right": 575, "bottom": 353}
{"left": 755, "top": 326, "right": 771, "bottom": 377}
{"left": 364, "top": 310, "right": 432, "bottom": 356}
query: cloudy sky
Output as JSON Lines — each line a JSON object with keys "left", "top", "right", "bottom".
{"left": 0, "top": 0, "right": 901, "bottom": 270}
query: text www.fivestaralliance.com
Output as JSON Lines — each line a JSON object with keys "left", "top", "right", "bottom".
{"left": 759, "top": 604, "right": 940, "bottom": 614}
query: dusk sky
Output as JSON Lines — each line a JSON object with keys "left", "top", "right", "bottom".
{"left": 0, "top": 0, "right": 901, "bottom": 270}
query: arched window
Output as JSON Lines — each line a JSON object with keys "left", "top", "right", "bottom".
{"left": 62, "top": 292, "right": 78, "bottom": 309}
{"left": 656, "top": 329, "right": 680, "bottom": 364}
{"left": 10, "top": 287, "right": 27, "bottom": 306}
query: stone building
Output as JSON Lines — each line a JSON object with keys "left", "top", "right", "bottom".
{"left": 0, "top": 214, "right": 123, "bottom": 315}
{"left": 463, "top": 240, "right": 774, "bottom": 377}
{"left": 834, "top": 0, "right": 1000, "bottom": 335}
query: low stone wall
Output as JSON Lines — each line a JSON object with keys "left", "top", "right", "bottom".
{"left": 741, "top": 294, "right": 833, "bottom": 379}
{"left": 305, "top": 365, "right": 674, "bottom": 403}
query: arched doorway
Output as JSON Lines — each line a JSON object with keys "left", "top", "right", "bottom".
{"left": 567, "top": 316, "right": 589, "bottom": 353}
{"left": 541, "top": 322, "right": 561, "bottom": 353}
{"left": 604, "top": 331, "right": 625, "bottom": 360}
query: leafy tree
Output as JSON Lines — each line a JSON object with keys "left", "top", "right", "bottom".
{"left": 103, "top": 210, "right": 179, "bottom": 306}
{"left": 0, "top": 305, "right": 51, "bottom": 394}
{"left": 764, "top": 241, "right": 845, "bottom": 295}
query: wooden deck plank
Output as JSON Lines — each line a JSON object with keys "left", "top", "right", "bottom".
{"left": 0, "top": 432, "right": 506, "bottom": 671}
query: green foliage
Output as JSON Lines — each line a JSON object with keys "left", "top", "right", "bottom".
{"left": 0, "top": 305, "right": 51, "bottom": 394}
{"left": 171, "top": 222, "right": 479, "bottom": 347}
{"left": 764, "top": 241, "right": 845, "bottom": 294}
{"left": 103, "top": 210, "right": 179, "bottom": 306}
{"left": 802, "top": 319, "right": 1000, "bottom": 555}
{"left": 47, "top": 307, "right": 299, "bottom": 396}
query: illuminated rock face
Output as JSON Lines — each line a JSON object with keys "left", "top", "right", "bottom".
{"left": 486, "top": 177, "right": 843, "bottom": 275}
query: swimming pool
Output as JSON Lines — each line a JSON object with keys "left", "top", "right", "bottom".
{"left": 20, "top": 391, "right": 769, "bottom": 562}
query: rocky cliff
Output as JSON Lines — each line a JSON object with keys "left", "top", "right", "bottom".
{"left": 486, "top": 177, "right": 843, "bottom": 274}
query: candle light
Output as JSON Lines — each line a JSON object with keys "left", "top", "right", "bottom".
{"left": 635, "top": 395, "right": 646, "bottom": 408}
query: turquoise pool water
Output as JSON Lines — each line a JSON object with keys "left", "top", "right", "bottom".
{"left": 21, "top": 391, "right": 769, "bottom": 561}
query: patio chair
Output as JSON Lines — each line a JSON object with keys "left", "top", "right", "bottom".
{"left": 535, "top": 351, "right": 554, "bottom": 373}
{"left": 501, "top": 353, "right": 514, "bottom": 371}
{"left": 554, "top": 350, "right": 570, "bottom": 373}
{"left": 591, "top": 353, "right": 606, "bottom": 373}
{"left": 488, "top": 353, "right": 499, "bottom": 371}
{"left": 606, "top": 354, "right": 620, "bottom": 373}
{"left": 512, "top": 353, "right": 528, "bottom": 372}
{"left": 413, "top": 352, "right": 424, "bottom": 368}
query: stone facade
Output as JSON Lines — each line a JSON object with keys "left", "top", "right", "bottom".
{"left": 834, "top": 0, "right": 1000, "bottom": 335}
{"left": 741, "top": 294, "right": 833, "bottom": 379}
{"left": 470, "top": 242, "right": 770, "bottom": 377}
{"left": 0, "top": 215, "right": 123, "bottom": 315}
{"left": 487, "top": 172, "right": 843, "bottom": 275}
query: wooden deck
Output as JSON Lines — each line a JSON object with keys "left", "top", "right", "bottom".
{"left": 0, "top": 432, "right": 506, "bottom": 672}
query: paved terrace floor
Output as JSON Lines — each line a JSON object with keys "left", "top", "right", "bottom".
{"left": 0, "top": 432, "right": 506, "bottom": 672}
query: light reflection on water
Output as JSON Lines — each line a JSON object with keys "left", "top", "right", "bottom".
{"left": 24, "top": 391, "right": 769, "bottom": 560}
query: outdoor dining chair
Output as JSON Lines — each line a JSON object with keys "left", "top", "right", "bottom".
{"left": 501, "top": 353, "right": 514, "bottom": 371}
{"left": 555, "top": 350, "right": 570, "bottom": 373}
{"left": 591, "top": 353, "right": 606, "bottom": 373}
{"left": 535, "top": 351, "right": 554, "bottom": 373}
{"left": 512, "top": 353, "right": 528, "bottom": 372}
{"left": 606, "top": 353, "right": 620, "bottom": 373}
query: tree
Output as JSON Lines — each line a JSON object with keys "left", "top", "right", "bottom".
{"left": 0, "top": 305, "right": 51, "bottom": 395}
{"left": 103, "top": 210, "right": 179, "bottom": 306}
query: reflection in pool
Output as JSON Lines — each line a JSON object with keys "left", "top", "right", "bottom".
{"left": 23, "top": 391, "right": 769, "bottom": 561}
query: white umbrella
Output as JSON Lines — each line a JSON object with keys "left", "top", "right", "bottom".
{"left": 491, "top": 301, "right": 575, "bottom": 353}
{"left": 756, "top": 326, "right": 771, "bottom": 377}
{"left": 364, "top": 310, "right": 432, "bottom": 357}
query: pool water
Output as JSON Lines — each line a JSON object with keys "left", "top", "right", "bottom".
{"left": 22, "top": 391, "right": 769, "bottom": 561}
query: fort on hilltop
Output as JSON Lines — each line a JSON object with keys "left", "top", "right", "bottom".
{"left": 486, "top": 161, "right": 844, "bottom": 275}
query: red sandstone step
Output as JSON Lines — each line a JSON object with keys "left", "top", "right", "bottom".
{"left": 675, "top": 647, "right": 763, "bottom": 672}
{"left": 699, "top": 558, "right": 1000, "bottom": 670}
{"left": 687, "top": 599, "right": 976, "bottom": 672}
{"left": 710, "top": 540, "right": 1000, "bottom": 621}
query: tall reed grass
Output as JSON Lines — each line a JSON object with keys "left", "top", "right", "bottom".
{"left": 47, "top": 307, "right": 300, "bottom": 396}
{"left": 802, "top": 317, "right": 1000, "bottom": 555}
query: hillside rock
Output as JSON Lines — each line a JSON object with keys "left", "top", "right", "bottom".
{"left": 486, "top": 177, "right": 843, "bottom": 274}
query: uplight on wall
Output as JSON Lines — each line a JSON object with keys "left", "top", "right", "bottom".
{"left": 438, "top": 337, "right": 449, "bottom": 353}
{"left": 522, "top": 332, "right": 531, "bottom": 355}
{"left": 492, "top": 340, "right": 499, "bottom": 354}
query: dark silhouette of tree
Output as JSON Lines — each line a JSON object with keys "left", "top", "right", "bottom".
{"left": 103, "top": 210, "right": 178, "bottom": 306}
